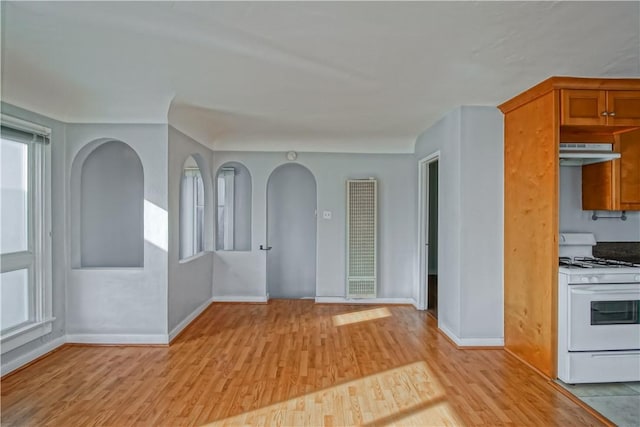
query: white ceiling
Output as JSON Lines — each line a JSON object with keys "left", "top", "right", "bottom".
{"left": 2, "top": 1, "right": 639, "bottom": 152}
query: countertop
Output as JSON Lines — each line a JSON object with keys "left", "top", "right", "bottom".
{"left": 593, "top": 242, "right": 640, "bottom": 265}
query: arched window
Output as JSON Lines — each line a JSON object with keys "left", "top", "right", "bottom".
{"left": 80, "top": 141, "right": 144, "bottom": 267}
{"left": 180, "top": 156, "right": 205, "bottom": 259}
{"left": 216, "top": 162, "right": 251, "bottom": 251}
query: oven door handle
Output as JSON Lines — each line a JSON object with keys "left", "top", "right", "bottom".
{"left": 571, "top": 289, "right": 638, "bottom": 295}
{"left": 591, "top": 352, "right": 640, "bottom": 358}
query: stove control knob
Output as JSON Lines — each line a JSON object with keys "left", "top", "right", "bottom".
{"left": 590, "top": 276, "right": 599, "bottom": 283}
{"left": 580, "top": 277, "right": 589, "bottom": 283}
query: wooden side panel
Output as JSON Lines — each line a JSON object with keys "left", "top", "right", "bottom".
{"left": 608, "top": 91, "right": 640, "bottom": 126}
{"left": 619, "top": 129, "right": 640, "bottom": 209}
{"left": 582, "top": 161, "right": 615, "bottom": 211}
{"left": 504, "top": 91, "right": 559, "bottom": 378}
{"left": 560, "top": 89, "right": 606, "bottom": 126}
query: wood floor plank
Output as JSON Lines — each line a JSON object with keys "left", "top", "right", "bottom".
{"left": 1, "top": 300, "right": 605, "bottom": 426}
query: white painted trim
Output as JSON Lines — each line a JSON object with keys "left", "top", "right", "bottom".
{"left": 1, "top": 335, "right": 65, "bottom": 376}
{"left": 211, "top": 295, "right": 268, "bottom": 303}
{"left": 1, "top": 318, "right": 55, "bottom": 354}
{"left": 169, "top": 298, "right": 213, "bottom": 342}
{"left": 66, "top": 334, "right": 169, "bottom": 345}
{"left": 0, "top": 113, "right": 52, "bottom": 136}
{"left": 439, "top": 322, "right": 504, "bottom": 347}
{"left": 417, "top": 151, "right": 440, "bottom": 311}
{"left": 178, "top": 251, "right": 210, "bottom": 264}
{"left": 315, "top": 297, "right": 416, "bottom": 305}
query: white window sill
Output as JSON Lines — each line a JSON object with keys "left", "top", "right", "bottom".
{"left": 71, "top": 267, "right": 144, "bottom": 271}
{"left": 179, "top": 251, "right": 211, "bottom": 264}
{"left": 1, "top": 318, "right": 56, "bottom": 354}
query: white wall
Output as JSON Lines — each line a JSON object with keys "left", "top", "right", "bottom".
{"left": 66, "top": 124, "right": 169, "bottom": 340}
{"left": 459, "top": 107, "right": 504, "bottom": 340}
{"left": 560, "top": 166, "right": 640, "bottom": 241}
{"left": 414, "top": 106, "right": 504, "bottom": 345}
{"left": 0, "top": 103, "right": 67, "bottom": 371}
{"left": 167, "top": 126, "right": 214, "bottom": 333}
{"left": 211, "top": 151, "right": 416, "bottom": 302}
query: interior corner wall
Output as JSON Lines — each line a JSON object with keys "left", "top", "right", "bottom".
{"left": 167, "top": 126, "right": 214, "bottom": 333}
{"left": 0, "top": 103, "right": 67, "bottom": 371}
{"left": 414, "top": 107, "right": 463, "bottom": 339}
{"left": 211, "top": 151, "right": 416, "bottom": 301}
{"left": 65, "top": 124, "right": 169, "bottom": 339}
{"left": 414, "top": 106, "right": 504, "bottom": 344}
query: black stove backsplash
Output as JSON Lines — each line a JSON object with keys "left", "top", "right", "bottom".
{"left": 593, "top": 242, "right": 640, "bottom": 264}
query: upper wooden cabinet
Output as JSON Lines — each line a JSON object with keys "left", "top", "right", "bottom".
{"left": 561, "top": 89, "right": 640, "bottom": 126}
{"left": 583, "top": 129, "right": 640, "bottom": 211}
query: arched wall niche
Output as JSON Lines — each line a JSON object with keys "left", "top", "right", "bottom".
{"left": 215, "top": 161, "right": 252, "bottom": 252}
{"left": 70, "top": 139, "right": 144, "bottom": 268}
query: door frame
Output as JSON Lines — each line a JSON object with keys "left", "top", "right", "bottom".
{"left": 417, "top": 152, "right": 440, "bottom": 311}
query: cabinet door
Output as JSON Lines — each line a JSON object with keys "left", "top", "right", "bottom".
{"left": 619, "top": 130, "right": 640, "bottom": 209}
{"left": 561, "top": 90, "right": 607, "bottom": 125}
{"left": 582, "top": 161, "right": 615, "bottom": 210}
{"left": 607, "top": 91, "right": 640, "bottom": 126}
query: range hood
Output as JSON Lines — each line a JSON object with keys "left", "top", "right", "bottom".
{"left": 559, "top": 143, "right": 621, "bottom": 166}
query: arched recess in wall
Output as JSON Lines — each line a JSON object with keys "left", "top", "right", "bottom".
{"left": 179, "top": 154, "right": 214, "bottom": 259}
{"left": 70, "top": 139, "right": 144, "bottom": 268}
{"left": 215, "top": 162, "right": 252, "bottom": 251}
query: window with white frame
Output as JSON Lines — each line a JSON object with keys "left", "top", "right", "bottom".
{"left": 0, "top": 114, "right": 53, "bottom": 353}
{"left": 216, "top": 167, "right": 235, "bottom": 251}
{"left": 180, "top": 156, "right": 205, "bottom": 259}
{"left": 215, "top": 162, "right": 251, "bottom": 252}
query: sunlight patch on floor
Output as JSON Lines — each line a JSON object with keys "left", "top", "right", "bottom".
{"left": 204, "top": 361, "right": 463, "bottom": 427}
{"left": 332, "top": 307, "right": 391, "bottom": 327}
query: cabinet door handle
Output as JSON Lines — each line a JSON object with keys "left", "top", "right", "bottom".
{"left": 609, "top": 111, "right": 616, "bottom": 117}
{"left": 601, "top": 111, "right": 609, "bottom": 116}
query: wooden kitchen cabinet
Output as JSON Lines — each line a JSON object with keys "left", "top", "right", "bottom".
{"left": 583, "top": 129, "right": 640, "bottom": 211}
{"left": 498, "top": 77, "right": 640, "bottom": 379}
{"left": 561, "top": 89, "right": 640, "bottom": 126}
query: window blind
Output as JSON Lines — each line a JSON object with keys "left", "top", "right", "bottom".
{"left": 0, "top": 114, "right": 50, "bottom": 144}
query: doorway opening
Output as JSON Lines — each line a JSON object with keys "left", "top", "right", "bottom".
{"left": 419, "top": 154, "right": 439, "bottom": 318}
{"left": 265, "top": 163, "right": 317, "bottom": 299}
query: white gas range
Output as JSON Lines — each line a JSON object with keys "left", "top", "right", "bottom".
{"left": 558, "top": 233, "right": 640, "bottom": 384}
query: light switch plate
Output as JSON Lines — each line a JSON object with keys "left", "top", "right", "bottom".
{"left": 322, "top": 211, "right": 332, "bottom": 220}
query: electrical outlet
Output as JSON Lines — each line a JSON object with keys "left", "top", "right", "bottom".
{"left": 322, "top": 211, "right": 332, "bottom": 220}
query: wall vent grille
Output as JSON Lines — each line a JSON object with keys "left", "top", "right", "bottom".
{"left": 346, "top": 179, "right": 377, "bottom": 298}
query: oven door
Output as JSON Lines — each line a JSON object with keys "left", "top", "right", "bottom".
{"left": 568, "top": 284, "right": 640, "bottom": 352}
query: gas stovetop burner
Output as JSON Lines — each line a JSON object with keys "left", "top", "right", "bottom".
{"left": 559, "top": 256, "right": 639, "bottom": 268}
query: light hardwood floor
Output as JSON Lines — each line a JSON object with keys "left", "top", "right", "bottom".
{"left": 1, "top": 300, "right": 605, "bottom": 426}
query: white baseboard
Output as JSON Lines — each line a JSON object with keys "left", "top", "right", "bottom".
{"left": 1, "top": 336, "right": 66, "bottom": 376}
{"left": 66, "top": 333, "right": 169, "bottom": 345}
{"left": 169, "top": 298, "right": 213, "bottom": 342}
{"left": 211, "top": 295, "right": 268, "bottom": 303}
{"left": 439, "top": 323, "right": 504, "bottom": 347}
{"left": 315, "top": 297, "right": 417, "bottom": 305}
